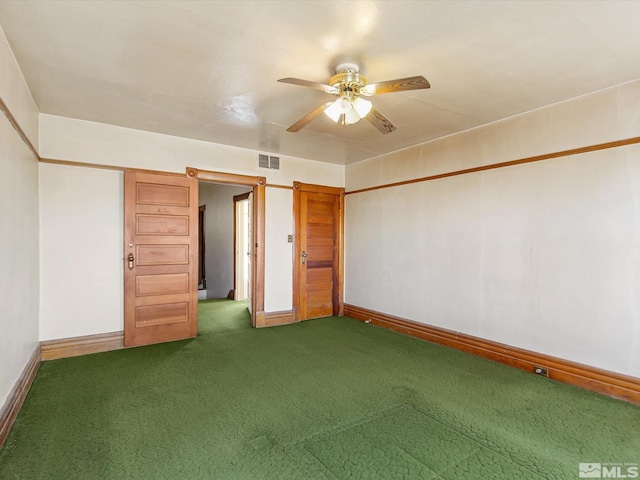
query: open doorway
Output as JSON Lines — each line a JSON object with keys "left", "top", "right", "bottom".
{"left": 198, "top": 205, "right": 207, "bottom": 299}
{"left": 233, "top": 192, "right": 251, "bottom": 304}
{"left": 198, "top": 183, "right": 252, "bottom": 303}
{"left": 188, "top": 167, "right": 266, "bottom": 328}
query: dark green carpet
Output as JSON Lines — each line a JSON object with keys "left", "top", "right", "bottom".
{"left": 1, "top": 299, "right": 638, "bottom": 479}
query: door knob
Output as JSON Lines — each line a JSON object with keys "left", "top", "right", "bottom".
{"left": 301, "top": 251, "right": 307, "bottom": 264}
{"left": 127, "top": 253, "right": 134, "bottom": 270}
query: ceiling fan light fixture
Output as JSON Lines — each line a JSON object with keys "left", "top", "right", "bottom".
{"left": 343, "top": 106, "right": 361, "bottom": 125}
{"left": 353, "top": 97, "right": 372, "bottom": 118}
{"left": 324, "top": 98, "right": 344, "bottom": 122}
{"left": 325, "top": 96, "right": 372, "bottom": 125}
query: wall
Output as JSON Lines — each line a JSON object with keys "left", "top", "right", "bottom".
{"left": 199, "top": 183, "right": 251, "bottom": 299}
{"left": 345, "top": 79, "right": 640, "bottom": 377}
{"left": 39, "top": 114, "right": 344, "bottom": 186}
{"left": 0, "top": 26, "right": 39, "bottom": 410}
{"left": 264, "top": 187, "right": 293, "bottom": 312}
{"left": 38, "top": 114, "right": 343, "bottom": 339}
{"left": 38, "top": 164, "right": 122, "bottom": 340}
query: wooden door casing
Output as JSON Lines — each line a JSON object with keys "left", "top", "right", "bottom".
{"left": 187, "top": 168, "right": 266, "bottom": 327}
{"left": 293, "top": 182, "right": 344, "bottom": 321}
{"left": 124, "top": 171, "right": 199, "bottom": 347}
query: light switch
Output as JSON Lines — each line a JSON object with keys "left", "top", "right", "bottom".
{"left": 287, "top": 235, "right": 293, "bottom": 243}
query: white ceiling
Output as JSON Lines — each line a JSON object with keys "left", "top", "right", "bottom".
{"left": 2, "top": 1, "right": 640, "bottom": 165}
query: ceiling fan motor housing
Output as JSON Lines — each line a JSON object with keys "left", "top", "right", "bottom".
{"left": 330, "top": 63, "right": 366, "bottom": 97}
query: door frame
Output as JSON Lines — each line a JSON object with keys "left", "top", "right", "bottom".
{"left": 233, "top": 191, "right": 251, "bottom": 301}
{"left": 292, "top": 181, "right": 345, "bottom": 322}
{"left": 187, "top": 168, "right": 266, "bottom": 327}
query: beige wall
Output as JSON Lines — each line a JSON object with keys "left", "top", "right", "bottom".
{"left": 0, "top": 27, "right": 39, "bottom": 410}
{"left": 0, "top": 27, "right": 38, "bottom": 152}
{"left": 264, "top": 187, "right": 293, "bottom": 312}
{"left": 39, "top": 114, "right": 344, "bottom": 186}
{"left": 38, "top": 115, "right": 344, "bottom": 339}
{"left": 38, "top": 163, "right": 122, "bottom": 341}
{"left": 345, "top": 79, "right": 640, "bottom": 377}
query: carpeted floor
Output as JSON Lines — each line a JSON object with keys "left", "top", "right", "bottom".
{"left": 0, "top": 299, "right": 638, "bottom": 479}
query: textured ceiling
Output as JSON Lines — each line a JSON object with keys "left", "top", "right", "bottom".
{"left": 2, "top": 0, "right": 640, "bottom": 165}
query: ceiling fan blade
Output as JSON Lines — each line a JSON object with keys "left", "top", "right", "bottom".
{"left": 362, "top": 76, "right": 430, "bottom": 96}
{"left": 278, "top": 77, "right": 338, "bottom": 94}
{"left": 286, "top": 102, "right": 333, "bottom": 132}
{"left": 366, "top": 107, "right": 397, "bottom": 134}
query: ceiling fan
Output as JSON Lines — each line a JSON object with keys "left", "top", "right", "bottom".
{"left": 278, "top": 63, "right": 430, "bottom": 134}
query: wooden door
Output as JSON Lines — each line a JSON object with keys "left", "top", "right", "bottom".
{"left": 124, "top": 171, "right": 198, "bottom": 347}
{"left": 293, "top": 182, "right": 344, "bottom": 321}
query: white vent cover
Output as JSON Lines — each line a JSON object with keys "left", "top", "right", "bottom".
{"left": 258, "top": 154, "right": 280, "bottom": 170}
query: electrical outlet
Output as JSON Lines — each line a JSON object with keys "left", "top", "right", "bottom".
{"left": 534, "top": 366, "right": 549, "bottom": 377}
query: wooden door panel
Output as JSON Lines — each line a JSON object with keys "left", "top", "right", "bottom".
{"left": 308, "top": 224, "right": 333, "bottom": 238}
{"left": 307, "top": 209, "right": 333, "bottom": 217}
{"left": 307, "top": 267, "right": 332, "bottom": 284}
{"left": 307, "top": 236, "right": 333, "bottom": 245}
{"left": 136, "top": 215, "right": 190, "bottom": 235}
{"left": 136, "top": 183, "right": 190, "bottom": 206}
{"left": 136, "top": 302, "right": 189, "bottom": 326}
{"left": 295, "top": 184, "right": 344, "bottom": 321}
{"left": 308, "top": 196, "right": 334, "bottom": 206}
{"left": 135, "top": 273, "right": 190, "bottom": 296}
{"left": 307, "top": 215, "right": 333, "bottom": 224}
{"left": 307, "top": 278, "right": 332, "bottom": 290}
{"left": 136, "top": 244, "right": 189, "bottom": 265}
{"left": 306, "top": 304, "right": 333, "bottom": 319}
{"left": 307, "top": 289, "right": 332, "bottom": 302}
{"left": 135, "top": 292, "right": 192, "bottom": 307}
{"left": 124, "top": 171, "right": 198, "bottom": 347}
{"left": 307, "top": 245, "right": 333, "bottom": 261}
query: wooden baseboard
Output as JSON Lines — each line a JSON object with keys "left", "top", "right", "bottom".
{"left": 344, "top": 304, "right": 640, "bottom": 405}
{"left": 258, "top": 310, "right": 296, "bottom": 328}
{"left": 254, "top": 311, "right": 266, "bottom": 328}
{"left": 0, "top": 344, "right": 41, "bottom": 449}
{"left": 41, "top": 331, "right": 124, "bottom": 361}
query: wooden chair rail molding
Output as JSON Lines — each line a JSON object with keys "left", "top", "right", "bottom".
{"left": 3, "top": 87, "right": 640, "bottom": 190}
{"left": 345, "top": 135, "right": 640, "bottom": 195}
{"left": 344, "top": 304, "right": 640, "bottom": 405}
{"left": 0, "top": 96, "right": 39, "bottom": 161}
